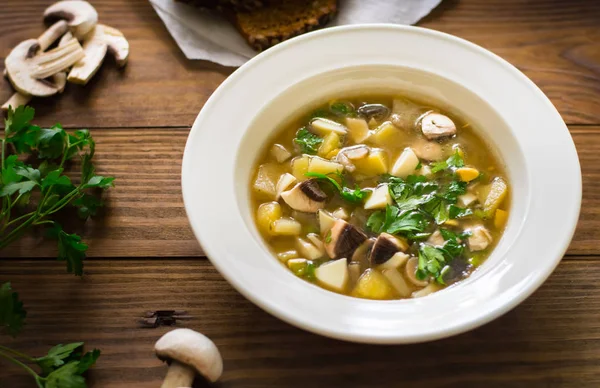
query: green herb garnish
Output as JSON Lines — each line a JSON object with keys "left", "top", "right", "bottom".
{"left": 305, "top": 172, "right": 368, "bottom": 203}
{"left": 293, "top": 127, "right": 323, "bottom": 155}
{"left": 366, "top": 205, "right": 429, "bottom": 236}
{"left": 430, "top": 150, "right": 465, "bottom": 173}
{"left": 1, "top": 106, "right": 114, "bottom": 275}
{"left": 325, "top": 230, "right": 332, "bottom": 243}
{"left": 329, "top": 101, "right": 355, "bottom": 117}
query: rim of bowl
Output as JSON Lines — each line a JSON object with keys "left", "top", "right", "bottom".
{"left": 181, "top": 24, "right": 582, "bottom": 344}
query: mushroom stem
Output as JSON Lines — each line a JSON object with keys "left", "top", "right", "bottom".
{"left": 2, "top": 93, "right": 32, "bottom": 112}
{"left": 161, "top": 361, "right": 196, "bottom": 388}
{"left": 37, "top": 20, "right": 69, "bottom": 51}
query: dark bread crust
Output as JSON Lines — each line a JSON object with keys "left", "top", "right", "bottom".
{"left": 231, "top": 0, "right": 338, "bottom": 51}
{"left": 176, "top": 0, "right": 268, "bottom": 12}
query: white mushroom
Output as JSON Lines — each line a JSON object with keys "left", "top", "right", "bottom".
{"left": 420, "top": 112, "right": 457, "bottom": 140}
{"left": 369, "top": 233, "right": 408, "bottom": 266}
{"left": 467, "top": 225, "right": 493, "bottom": 251}
{"left": 44, "top": 0, "right": 99, "bottom": 39}
{"left": 37, "top": 20, "right": 70, "bottom": 51}
{"left": 332, "top": 207, "right": 350, "bottom": 220}
{"left": 154, "top": 328, "right": 223, "bottom": 388}
{"left": 280, "top": 179, "right": 327, "bottom": 213}
{"left": 412, "top": 138, "right": 444, "bottom": 161}
{"left": 427, "top": 230, "right": 445, "bottom": 247}
{"left": 296, "top": 237, "right": 324, "bottom": 260}
{"left": 68, "top": 24, "right": 130, "bottom": 85}
{"left": 2, "top": 93, "right": 32, "bottom": 112}
{"left": 335, "top": 145, "right": 370, "bottom": 173}
{"left": 275, "top": 173, "right": 296, "bottom": 199}
{"left": 4, "top": 36, "right": 84, "bottom": 98}
{"left": 324, "top": 219, "right": 367, "bottom": 259}
{"left": 270, "top": 144, "right": 292, "bottom": 163}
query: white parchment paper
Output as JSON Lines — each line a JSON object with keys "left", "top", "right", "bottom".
{"left": 149, "top": 0, "right": 442, "bottom": 67}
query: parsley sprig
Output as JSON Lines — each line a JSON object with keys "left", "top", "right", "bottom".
{"left": 416, "top": 228, "right": 471, "bottom": 284}
{"left": 293, "top": 127, "right": 323, "bottom": 155}
{"left": 0, "top": 106, "right": 114, "bottom": 275}
{"left": 1, "top": 282, "right": 100, "bottom": 387}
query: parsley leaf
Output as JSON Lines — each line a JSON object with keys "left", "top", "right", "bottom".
{"left": 4, "top": 105, "right": 35, "bottom": 136}
{"left": 329, "top": 101, "right": 355, "bottom": 117}
{"left": 449, "top": 204, "right": 473, "bottom": 219}
{"left": 305, "top": 172, "right": 367, "bottom": 204}
{"left": 441, "top": 181, "right": 467, "bottom": 203}
{"left": 36, "top": 342, "right": 84, "bottom": 375}
{"left": 47, "top": 224, "right": 88, "bottom": 276}
{"left": 417, "top": 245, "right": 446, "bottom": 282}
{"left": 36, "top": 126, "right": 66, "bottom": 159}
{"left": 0, "top": 282, "right": 26, "bottom": 337}
{"left": 431, "top": 150, "right": 464, "bottom": 173}
{"left": 293, "top": 127, "right": 323, "bottom": 154}
{"left": 366, "top": 205, "right": 428, "bottom": 236}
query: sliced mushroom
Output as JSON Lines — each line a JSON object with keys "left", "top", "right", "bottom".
{"left": 378, "top": 251, "right": 410, "bottom": 270}
{"left": 306, "top": 232, "right": 325, "bottom": 250}
{"left": 67, "top": 24, "right": 130, "bottom": 85}
{"left": 37, "top": 20, "right": 69, "bottom": 51}
{"left": 281, "top": 179, "right": 327, "bottom": 213}
{"left": 467, "top": 225, "right": 492, "bottom": 251}
{"left": 412, "top": 282, "right": 441, "bottom": 298}
{"left": 332, "top": 207, "right": 350, "bottom": 220}
{"left": 357, "top": 103, "right": 390, "bottom": 122}
{"left": 343, "top": 145, "right": 369, "bottom": 160}
{"left": 271, "top": 144, "right": 292, "bottom": 163}
{"left": 420, "top": 112, "right": 457, "bottom": 140}
{"left": 324, "top": 219, "right": 367, "bottom": 259}
{"left": 351, "top": 237, "right": 375, "bottom": 268}
{"left": 44, "top": 0, "right": 99, "bottom": 40}
{"left": 296, "top": 237, "right": 324, "bottom": 260}
{"left": 309, "top": 117, "right": 347, "bottom": 136}
{"left": 275, "top": 173, "right": 296, "bottom": 199}
{"left": 369, "top": 233, "right": 406, "bottom": 265}
{"left": 406, "top": 256, "right": 428, "bottom": 287}
{"left": 5, "top": 38, "right": 84, "bottom": 97}
{"left": 2, "top": 93, "right": 32, "bottom": 112}
{"left": 412, "top": 138, "right": 444, "bottom": 161}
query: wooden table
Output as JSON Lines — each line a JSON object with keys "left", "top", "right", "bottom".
{"left": 2, "top": 0, "right": 600, "bottom": 386}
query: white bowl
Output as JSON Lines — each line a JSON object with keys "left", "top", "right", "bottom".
{"left": 181, "top": 25, "right": 581, "bottom": 344}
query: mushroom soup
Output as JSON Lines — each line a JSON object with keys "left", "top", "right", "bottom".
{"left": 251, "top": 96, "right": 510, "bottom": 300}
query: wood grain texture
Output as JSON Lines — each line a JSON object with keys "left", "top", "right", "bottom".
{"left": 1, "top": 126, "right": 600, "bottom": 258}
{"left": 0, "top": 0, "right": 599, "bottom": 127}
{"left": 1, "top": 258, "right": 600, "bottom": 388}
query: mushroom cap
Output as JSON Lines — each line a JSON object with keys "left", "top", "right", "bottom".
{"left": 155, "top": 328, "right": 223, "bottom": 383}
{"left": 5, "top": 39, "right": 60, "bottom": 97}
{"left": 44, "top": 0, "right": 98, "bottom": 39}
{"left": 101, "top": 24, "right": 130, "bottom": 67}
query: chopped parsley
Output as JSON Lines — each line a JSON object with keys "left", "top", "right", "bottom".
{"left": 293, "top": 127, "right": 323, "bottom": 154}
{"left": 329, "top": 101, "right": 355, "bottom": 117}
{"left": 416, "top": 228, "right": 471, "bottom": 284}
{"left": 366, "top": 205, "right": 429, "bottom": 237}
{"left": 325, "top": 230, "right": 332, "bottom": 243}
{"left": 431, "top": 150, "right": 465, "bottom": 173}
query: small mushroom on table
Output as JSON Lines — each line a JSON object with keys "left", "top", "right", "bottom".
{"left": 155, "top": 328, "right": 223, "bottom": 388}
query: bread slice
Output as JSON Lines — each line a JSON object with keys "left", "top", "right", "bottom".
{"left": 229, "top": 0, "right": 338, "bottom": 51}
{"left": 176, "top": 0, "right": 268, "bottom": 12}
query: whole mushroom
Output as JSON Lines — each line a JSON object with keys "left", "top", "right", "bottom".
{"left": 155, "top": 328, "right": 223, "bottom": 388}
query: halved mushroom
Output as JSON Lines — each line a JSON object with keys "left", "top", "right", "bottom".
{"left": 4, "top": 36, "right": 84, "bottom": 98}
{"left": 37, "top": 20, "right": 70, "bottom": 51}
{"left": 351, "top": 237, "right": 375, "bottom": 267}
{"left": 67, "top": 24, "right": 130, "bottom": 85}
{"left": 281, "top": 179, "right": 327, "bottom": 213}
{"left": 369, "top": 233, "right": 407, "bottom": 266}
{"left": 44, "top": 0, "right": 99, "bottom": 39}
{"left": 357, "top": 103, "right": 390, "bottom": 122}
{"left": 420, "top": 112, "right": 457, "bottom": 140}
{"left": 324, "top": 219, "right": 367, "bottom": 259}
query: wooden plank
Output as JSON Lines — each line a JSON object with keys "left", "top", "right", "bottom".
{"left": 2, "top": 125, "right": 600, "bottom": 258}
{"left": 1, "top": 258, "right": 600, "bottom": 387}
{"left": 0, "top": 0, "right": 599, "bottom": 128}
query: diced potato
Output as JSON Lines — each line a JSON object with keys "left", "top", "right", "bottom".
{"left": 479, "top": 177, "right": 508, "bottom": 217}
{"left": 412, "top": 283, "right": 441, "bottom": 298}
{"left": 364, "top": 184, "right": 392, "bottom": 210}
{"left": 332, "top": 207, "right": 350, "bottom": 220}
{"left": 456, "top": 167, "right": 480, "bottom": 182}
{"left": 253, "top": 163, "right": 282, "bottom": 199}
{"left": 378, "top": 252, "right": 409, "bottom": 270}
{"left": 382, "top": 269, "right": 411, "bottom": 297}
{"left": 494, "top": 209, "right": 508, "bottom": 229}
{"left": 458, "top": 192, "right": 477, "bottom": 207}
{"left": 352, "top": 269, "right": 394, "bottom": 300}
{"left": 326, "top": 148, "right": 340, "bottom": 159}
{"left": 276, "top": 173, "right": 297, "bottom": 199}
{"left": 369, "top": 121, "right": 403, "bottom": 146}
{"left": 345, "top": 117, "right": 371, "bottom": 143}
{"left": 270, "top": 144, "right": 292, "bottom": 163}
{"left": 307, "top": 156, "right": 343, "bottom": 175}
{"left": 391, "top": 147, "right": 419, "bottom": 178}
{"left": 291, "top": 156, "right": 310, "bottom": 180}
{"left": 348, "top": 262, "right": 361, "bottom": 286}
{"left": 296, "top": 237, "right": 324, "bottom": 260}
{"left": 287, "top": 258, "right": 308, "bottom": 275}
{"left": 306, "top": 233, "right": 324, "bottom": 250}
{"left": 353, "top": 150, "right": 388, "bottom": 176}
{"left": 318, "top": 132, "right": 341, "bottom": 158}
{"left": 318, "top": 210, "right": 336, "bottom": 235}
{"left": 315, "top": 258, "right": 348, "bottom": 292}
{"left": 277, "top": 250, "right": 299, "bottom": 263}
{"left": 417, "top": 165, "right": 433, "bottom": 177}
{"left": 271, "top": 218, "right": 302, "bottom": 236}
{"left": 310, "top": 118, "right": 347, "bottom": 136}
{"left": 256, "top": 202, "right": 282, "bottom": 235}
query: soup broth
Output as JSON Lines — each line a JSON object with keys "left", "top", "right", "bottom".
{"left": 250, "top": 95, "right": 510, "bottom": 300}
